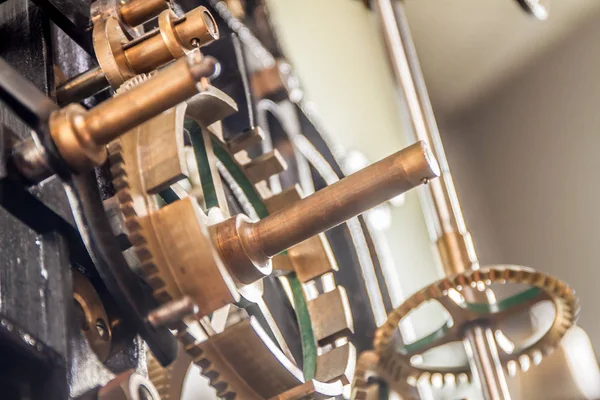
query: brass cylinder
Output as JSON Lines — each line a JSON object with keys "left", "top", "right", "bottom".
{"left": 123, "top": 7, "right": 219, "bottom": 74}
{"left": 257, "top": 141, "right": 438, "bottom": 257}
{"left": 81, "top": 54, "right": 214, "bottom": 146}
{"left": 213, "top": 141, "right": 440, "bottom": 284}
{"left": 50, "top": 54, "right": 215, "bottom": 172}
{"left": 55, "top": 66, "right": 109, "bottom": 105}
{"left": 120, "top": 0, "right": 170, "bottom": 27}
{"left": 436, "top": 231, "right": 476, "bottom": 275}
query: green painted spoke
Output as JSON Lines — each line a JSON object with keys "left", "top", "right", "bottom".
{"left": 210, "top": 136, "right": 317, "bottom": 381}
{"left": 184, "top": 119, "right": 220, "bottom": 209}
{"left": 465, "top": 287, "right": 543, "bottom": 314}
{"left": 401, "top": 320, "right": 453, "bottom": 355}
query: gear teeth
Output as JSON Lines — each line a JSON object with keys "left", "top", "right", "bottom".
{"left": 518, "top": 354, "right": 531, "bottom": 372}
{"left": 153, "top": 290, "right": 172, "bottom": 304}
{"left": 375, "top": 265, "right": 578, "bottom": 389}
{"left": 116, "top": 72, "right": 156, "bottom": 94}
{"left": 135, "top": 246, "right": 153, "bottom": 262}
{"left": 111, "top": 175, "right": 130, "bottom": 190}
{"left": 107, "top": 84, "right": 244, "bottom": 399}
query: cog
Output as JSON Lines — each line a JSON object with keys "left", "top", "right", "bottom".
{"left": 147, "top": 344, "right": 192, "bottom": 400}
{"left": 371, "top": 265, "right": 578, "bottom": 388}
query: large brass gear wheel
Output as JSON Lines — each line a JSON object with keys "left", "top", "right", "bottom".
{"left": 365, "top": 265, "right": 578, "bottom": 392}
{"left": 108, "top": 76, "right": 356, "bottom": 399}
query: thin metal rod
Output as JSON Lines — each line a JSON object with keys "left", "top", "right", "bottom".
{"left": 371, "top": 2, "right": 510, "bottom": 398}
{"left": 253, "top": 141, "right": 440, "bottom": 258}
{"left": 148, "top": 296, "right": 198, "bottom": 327}
{"left": 372, "top": 0, "right": 474, "bottom": 254}
{"left": 464, "top": 325, "right": 512, "bottom": 400}
{"left": 56, "top": 66, "right": 108, "bottom": 105}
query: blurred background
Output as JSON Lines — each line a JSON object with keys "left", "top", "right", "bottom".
{"left": 267, "top": 0, "right": 600, "bottom": 357}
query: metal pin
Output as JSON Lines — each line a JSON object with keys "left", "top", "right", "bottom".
{"left": 148, "top": 296, "right": 199, "bottom": 328}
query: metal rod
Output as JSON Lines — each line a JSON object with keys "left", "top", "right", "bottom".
{"left": 120, "top": 0, "right": 170, "bottom": 27}
{"left": 254, "top": 141, "right": 439, "bottom": 258}
{"left": 371, "top": 1, "right": 510, "bottom": 398}
{"left": 371, "top": 0, "right": 477, "bottom": 274}
{"left": 214, "top": 141, "right": 439, "bottom": 285}
{"left": 148, "top": 296, "right": 198, "bottom": 327}
{"left": 56, "top": 66, "right": 108, "bottom": 105}
{"left": 464, "top": 325, "right": 512, "bottom": 400}
{"left": 82, "top": 53, "right": 215, "bottom": 145}
{"left": 48, "top": 53, "right": 217, "bottom": 173}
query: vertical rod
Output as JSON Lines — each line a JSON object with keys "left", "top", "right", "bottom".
{"left": 371, "top": 0, "right": 478, "bottom": 274}
{"left": 371, "top": 1, "right": 511, "bottom": 398}
{"left": 464, "top": 325, "right": 512, "bottom": 400}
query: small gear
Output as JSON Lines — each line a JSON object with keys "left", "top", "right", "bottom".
{"left": 372, "top": 265, "right": 578, "bottom": 387}
{"left": 114, "top": 72, "right": 156, "bottom": 95}
{"left": 352, "top": 352, "right": 422, "bottom": 400}
{"left": 147, "top": 344, "right": 193, "bottom": 400}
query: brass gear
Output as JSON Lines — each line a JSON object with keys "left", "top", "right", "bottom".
{"left": 352, "top": 351, "right": 419, "bottom": 400}
{"left": 147, "top": 344, "right": 193, "bottom": 400}
{"left": 109, "top": 77, "right": 355, "bottom": 399}
{"left": 370, "top": 265, "right": 578, "bottom": 389}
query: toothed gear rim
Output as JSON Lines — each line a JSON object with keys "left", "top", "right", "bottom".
{"left": 373, "top": 265, "right": 579, "bottom": 386}
{"left": 108, "top": 76, "right": 244, "bottom": 398}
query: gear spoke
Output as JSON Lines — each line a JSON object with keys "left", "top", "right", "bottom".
{"left": 370, "top": 265, "right": 578, "bottom": 387}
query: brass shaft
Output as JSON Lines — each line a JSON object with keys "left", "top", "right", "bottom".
{"left": 214, "top": 141, "right": 439, "bottom": 285}
{"left": 81, "top": 54, "right": 214, "bottom": 146}
{"left": 50, "top": 54, "right": 215, "bottom": 172}
{"left": 255, "top": 141, "right": 439, "bottom": 257}
{"left": 120, "top": 0, "right": 170, "bottom": 27}
{"left": 55, "top": 67, "right": 108, "bottom": 105}
{"left": 373, "top": 3, "right": 510, "bottom": 399}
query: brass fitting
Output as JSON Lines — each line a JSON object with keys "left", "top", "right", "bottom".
{"left": 50, "top": 54, "right": 215, "bottom": 172}
{"left": 212, "top": 141, "right": 440, "bottom": 284}
{"left": 73, "top": 270, "right": 112, "bottom": 362}
{"left": 56, "top": 5, "right": 219, "bottom": 104}
{"left": 95, "top": 6, "right": 218, "bottom": 87}
{"left": 436, "top": 230, "right": 477, "bottom": 275}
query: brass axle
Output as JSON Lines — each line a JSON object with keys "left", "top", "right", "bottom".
{"left": 50, "top": 54, "right": 215, "bottom": 172}
{"left": 213, "top": 141, "right": 440, "bottom": 284}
